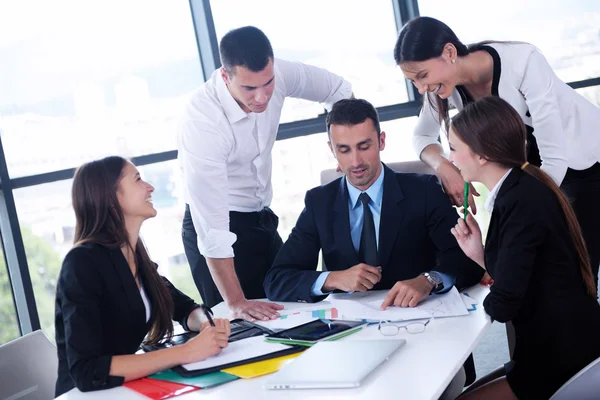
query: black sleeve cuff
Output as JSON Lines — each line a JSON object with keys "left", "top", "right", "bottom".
{"left": 179, "top": 304, "right": 202, "bottom": 332}
{"left": 77, "top": 355, "right": 124, "bottom": 392}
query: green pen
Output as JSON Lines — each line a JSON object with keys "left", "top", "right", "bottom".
{"left": 463, "top": 182, "right": 469, "bottom": 221}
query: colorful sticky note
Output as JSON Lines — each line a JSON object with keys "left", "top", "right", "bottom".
{"left": 124, "top": 377, "right": 199, "bottom": 399}
{"left": 148, "top": 370, "right": 238, "bottom": 388}
{"left": 221, "top": 353, "right": 301, "bottom": 379}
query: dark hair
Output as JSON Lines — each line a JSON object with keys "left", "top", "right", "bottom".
{"left": 219, "top": 26, "right": 274, "bottom": 75}
{"left": 451, "top": 97, "right": 596, "bottom": 297}
{"left": 326, "top": 98, "right": 381, "bottom": 139}
{"left": 394, "top": 16, "right": 501, "bottom": 131}
{"left": 72, "top": 156, "right": 174, "bottom": 345}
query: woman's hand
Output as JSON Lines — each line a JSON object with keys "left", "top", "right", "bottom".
{"left": 437, "top": 161, "right": 479, "bottom": 214}
{"left": 181, "top": 318, "right": 230, "bottom": 364}
{"left": 451, "top": 213, "right": 485, "bottom": 268}
{"left": 480, "top": 272, "right": 494, "bottom": 286}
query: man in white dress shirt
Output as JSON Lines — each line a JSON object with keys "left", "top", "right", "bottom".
{"left": 177, "top": 26, "right": 352, "bottom": 321}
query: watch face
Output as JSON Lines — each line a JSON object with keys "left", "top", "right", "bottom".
{"left": 429, "top": 272, "right": 443, "bottom": 285}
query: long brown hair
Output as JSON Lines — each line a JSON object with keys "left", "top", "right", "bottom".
{"left": 451, "top": 97, "right": 596, "bottom": 297}
{"left": 72, "top": 156, "right": 174, "bottom": 344}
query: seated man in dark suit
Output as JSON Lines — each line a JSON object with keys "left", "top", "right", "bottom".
{"left": 264, "top": 98, "right": 483, "bottom": 306}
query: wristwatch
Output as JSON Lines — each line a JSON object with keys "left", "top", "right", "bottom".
{"left": 422, "top": 271, "right": 444, "bottom": 291}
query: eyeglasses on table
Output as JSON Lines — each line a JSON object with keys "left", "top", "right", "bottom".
{"left": 378, "top": 318, "right": 432, "bottom": 336}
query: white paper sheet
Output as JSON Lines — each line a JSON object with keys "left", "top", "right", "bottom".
{"left": 417, "top": 288, "right": 470, "bottom": 317}
{"left": 258, "top": 301, "right": 339, "bottom": 331}
{"left": 181, "top": 336, "right": 290, "bottom": 371}
{"left": 329, "top": 287, "right": 469, "bottom": 322}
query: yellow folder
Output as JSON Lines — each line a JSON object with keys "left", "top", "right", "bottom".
{"left": 222, "top": 353, "right": 301, "bottom": 379}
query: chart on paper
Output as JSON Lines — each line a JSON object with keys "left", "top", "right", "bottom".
{"left": 278, "top": 307, "right": 339, "bottom": 320}
{"left": 259, "top": 305, "right": 340, "bottom": 331}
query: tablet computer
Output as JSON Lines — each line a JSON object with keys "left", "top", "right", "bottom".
{"left": 264, "top": 319, "right": 366, "bottom": 346}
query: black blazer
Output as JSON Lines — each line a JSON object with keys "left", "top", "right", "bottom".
{"left": 54, "top": 242, "right": 200, "bottom": 397}
{"left": 483, "top": 169, "right": 600, "bottom": 397}
{"left": 264, "top": 165, "right": 483, "bottom": 303}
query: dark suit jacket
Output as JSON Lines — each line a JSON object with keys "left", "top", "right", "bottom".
{"left": 483, "top": 169, "right": 600, "bottom": 398}
{"left": 264, "top": 164, "right": 483, "bottom": 303}
{"left": 54, "top": 242, "right": 200, "bottom": 397}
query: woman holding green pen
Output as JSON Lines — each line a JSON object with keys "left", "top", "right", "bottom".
{"left": 448, "top": 97, "right": 600, "bottom": 400}
{"left": 394, "top": 16, "right": 600, "bottom": 289}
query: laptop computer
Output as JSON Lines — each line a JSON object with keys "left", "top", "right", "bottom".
{"left": 264, "top": 339, "right": 406, "bottom": 390}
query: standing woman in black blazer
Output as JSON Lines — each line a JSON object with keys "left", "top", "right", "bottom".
{"left": 394, "top": 16, "right": 600, "bottom": 287}
{"left": 54, "top": 156, "right": 231, "bottom": 397}
{"left": 449, "top": 97, "right": 600, "bottom": 400}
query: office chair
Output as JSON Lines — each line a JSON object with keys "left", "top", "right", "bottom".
{"left": 0, "top": 330, "right": 58, "bottom": 400}
{"left": 549, "top": 356, "right": 600, "bottom": 400}
{"left": 320, "top": 160, "right": 435, "bottom": 184}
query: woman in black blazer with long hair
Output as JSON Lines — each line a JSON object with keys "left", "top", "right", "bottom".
{"left": 54, "top": 156, "right": 230, "bottom": 397}
{"left": 449, "top": 97, "right": 600, "bottom": 399}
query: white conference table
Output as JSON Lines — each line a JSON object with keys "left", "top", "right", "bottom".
{"left": 56, "top": 285, "right": 491, "bottom": 400}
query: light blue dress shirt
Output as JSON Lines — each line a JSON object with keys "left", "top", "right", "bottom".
{"left": 310, "top": 165, "right": 453, "bottom": 296}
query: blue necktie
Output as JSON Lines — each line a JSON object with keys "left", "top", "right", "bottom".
{"left": 358, "top": 192, "right": 377, "bottom": 266}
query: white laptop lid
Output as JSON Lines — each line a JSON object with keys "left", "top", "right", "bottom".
{"left": 264, "top": 339, "right": 406, "bottom": 390}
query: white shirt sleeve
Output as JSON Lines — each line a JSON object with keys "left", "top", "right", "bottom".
{"left": 179, "top": 119, "right": 237, "bottom": 259}
{"left": 412, "top": 94, "right": 446, "bottom": 159}
{"left": 518, "top": 48, "right": 569, "bottom": 185}
{"left": 275, "top": 58, "right": 353, "bottom": 111}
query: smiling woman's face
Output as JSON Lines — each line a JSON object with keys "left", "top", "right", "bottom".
{"left": 400, "top": 52, "right": 458, "bottom": 100}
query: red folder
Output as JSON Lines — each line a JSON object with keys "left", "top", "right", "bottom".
{"left": 124, "top": 377, "right": 200, "bottom": 399}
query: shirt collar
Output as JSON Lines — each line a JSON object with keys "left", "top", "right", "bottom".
{"left": 346, "top": 164, "right": 385, "bottom": 209}
{"left": 484, "top": 168, "right": 513, "bottom": 212}
{"left": 214, "top": 69, "right": 249, "bottom": 124}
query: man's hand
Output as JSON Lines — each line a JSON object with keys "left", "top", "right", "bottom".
{"left": 228, "top": 299, "right": 284, "bottom": 322}
{"left": 322, "top": 263, "right": 382, "bottom": 292}
{"left": 380, "top": 275, "right": 434, "bottom": 309}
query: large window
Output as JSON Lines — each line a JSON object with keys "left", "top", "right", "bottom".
{"left": 14, "top": 180, "right": 70, "bottom": 341}
{"left": 0, "top": 0, "right": 202, "bottom": 178}
{"left": 576, "top": 85, "right": 600, "bottom": 108}
{"left": 210, "top": 0, "right": 408, "bottom": 123}
{"left": 418, "top": 0, "right": 600, "bottom": 83}
{"left": 0, "top": 243, "right": 19, "bottom": 345}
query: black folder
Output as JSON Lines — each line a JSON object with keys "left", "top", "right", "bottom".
{"left": 142, "top": 319, "right": 305, "bottom": 377}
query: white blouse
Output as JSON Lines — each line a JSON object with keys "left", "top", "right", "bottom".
{"left": 139, "top": 284, "right": 151, "bottom": 323}
{"left": 413, "top": 42, "right": 600, "bottom": 185}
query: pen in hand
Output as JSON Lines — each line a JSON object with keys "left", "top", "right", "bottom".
{"left": 463, "top": 182, "right": 469, "bottom": 222}
{"left": 200, "top": 304, "right": 216, "bottom": 327}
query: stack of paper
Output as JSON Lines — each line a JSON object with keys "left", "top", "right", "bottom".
{"left": 180, "top": 336, "right": 291, "bottom": 371}
{"left": 329, "top": 287, "right": 470, "bottom": 322}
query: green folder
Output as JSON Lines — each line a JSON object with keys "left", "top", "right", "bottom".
{"left": 148, "top": 369, "right": 238, "bottom": 388}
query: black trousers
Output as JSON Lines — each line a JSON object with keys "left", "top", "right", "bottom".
{"left": 181, "top": 204, "right": 283, "bottom": 308}
{"left": 561, "top": 162, "right": 600, "bottom": 289}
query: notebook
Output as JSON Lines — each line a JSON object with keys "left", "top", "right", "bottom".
{"left": 264, "top": 339, "right": 405, "bottom": 389}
